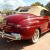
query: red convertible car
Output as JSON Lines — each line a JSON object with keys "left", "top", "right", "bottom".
{"left": 0, "top": 6, "right": 50, "bottom": 43}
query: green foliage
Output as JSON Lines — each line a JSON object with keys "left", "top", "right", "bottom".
{"left": 45, "top": 2, "right": 50, "bottom": 16}
{"left": 31, "top": 2, "right": 43, "bottom": 7}
{"left": 2, "top": 10, "right": 11, "bottom": 15}
{"left": 45, "top": 2, "right": 50, "bottom": 11}
{"left": 2, "top": 10, "right": 16, "bottom": 15}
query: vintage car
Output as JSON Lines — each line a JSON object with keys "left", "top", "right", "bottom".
{"left": 0, "top": 6, "right": 50, "bottom": 43}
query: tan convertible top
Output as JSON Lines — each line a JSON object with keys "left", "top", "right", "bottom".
{"left": 16, "top": 6, "right": 48, "bottom": 16}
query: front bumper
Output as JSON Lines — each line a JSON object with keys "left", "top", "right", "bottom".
{"left": 3, "top": 25, "right": 35, "bottom": 40}
{"left": 0, "top": 31, "right": 21, "bottom": 40}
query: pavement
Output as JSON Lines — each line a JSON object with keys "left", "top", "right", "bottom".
{"left": 0, "top": 32, "right": 50, "bottom": 50}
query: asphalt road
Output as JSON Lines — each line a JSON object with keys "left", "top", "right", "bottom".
{"left": 0, "top": 32, "right": 50, "bottom": 50}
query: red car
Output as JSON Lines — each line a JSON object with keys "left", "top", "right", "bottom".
{"left": 0, "top": 6, "right": 50, "bottom": 43}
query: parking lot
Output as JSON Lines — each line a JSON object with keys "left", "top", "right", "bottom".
{"left": 0, "top": 32, "right": 50, "bottom": 50}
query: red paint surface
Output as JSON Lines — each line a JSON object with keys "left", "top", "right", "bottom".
{"left": 3, "top": 13, "right": 49, "bottom": 40}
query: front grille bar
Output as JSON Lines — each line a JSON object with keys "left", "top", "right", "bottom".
{"left": 0, "top": 31, "right": 16, "bottom": 40}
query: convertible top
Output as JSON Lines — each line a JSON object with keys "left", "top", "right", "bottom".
{"left": 16, "top": 6, "right": 48, "bottom": 16}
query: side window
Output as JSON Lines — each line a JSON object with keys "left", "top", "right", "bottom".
{"left": 40, "top": 9, "right": 48, "bottom": 16}
{"left": 20, "top": 8, "right": 29, "bottom": 12}
{"left": 48, "top": 11, "right": 50, "bottom": 16}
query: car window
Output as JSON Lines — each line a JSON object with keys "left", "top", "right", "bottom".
{"left": 16, "top": 7, "right": 20, "bottom": 12}
{"left": 19, "top": 8, "right": 29, "bottom": 12}
{"left": 40, "top": 9, "right": 48, "bottom": 16}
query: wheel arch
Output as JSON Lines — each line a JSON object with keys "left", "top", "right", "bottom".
{"left": 37, "top": 28, "right": 41, "bottom": 36}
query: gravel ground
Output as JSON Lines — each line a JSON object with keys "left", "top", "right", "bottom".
{"left": 0, "top": 32, "right": 50, "bottom": 50}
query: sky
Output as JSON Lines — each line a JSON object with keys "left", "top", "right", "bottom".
{"left": 0, "top": 0, "right": 50, "bottom": 10}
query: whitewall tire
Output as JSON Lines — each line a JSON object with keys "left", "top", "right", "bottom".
{"left": 31, "top": 29, "right": 40, "bottom": 43}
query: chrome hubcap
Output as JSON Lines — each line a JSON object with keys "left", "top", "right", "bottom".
{"left": 32, "top": 29, "right": 39, "bottom": 43}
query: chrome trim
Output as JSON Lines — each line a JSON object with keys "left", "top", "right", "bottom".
{"left": 0, "top": 31, "right": 19, "bottom": 40}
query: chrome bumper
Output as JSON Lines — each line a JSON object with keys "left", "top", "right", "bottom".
{"left": 0, "top": 31, "right": 21, "bottom": 40}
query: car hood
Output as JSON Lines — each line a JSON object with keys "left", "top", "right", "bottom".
{"left": 6, "top": 13, "right": 41, "bottom": 27}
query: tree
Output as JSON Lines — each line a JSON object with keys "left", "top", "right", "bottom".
{"left": 45, "top": 2, "right": 50, "bottom": 16}
{"left": 45, "top": 2, "right": 50, "bottom": 11}
{"left": 31, "top": 2, "right": 43, "bottom": 7}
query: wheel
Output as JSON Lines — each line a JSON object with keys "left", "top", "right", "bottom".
{"left": 31, "top": 29, "right": 40, "bottom": 43}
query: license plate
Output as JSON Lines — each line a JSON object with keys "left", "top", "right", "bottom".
{"left": 11, "top": 33, "right": 21, "bottom": 40}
